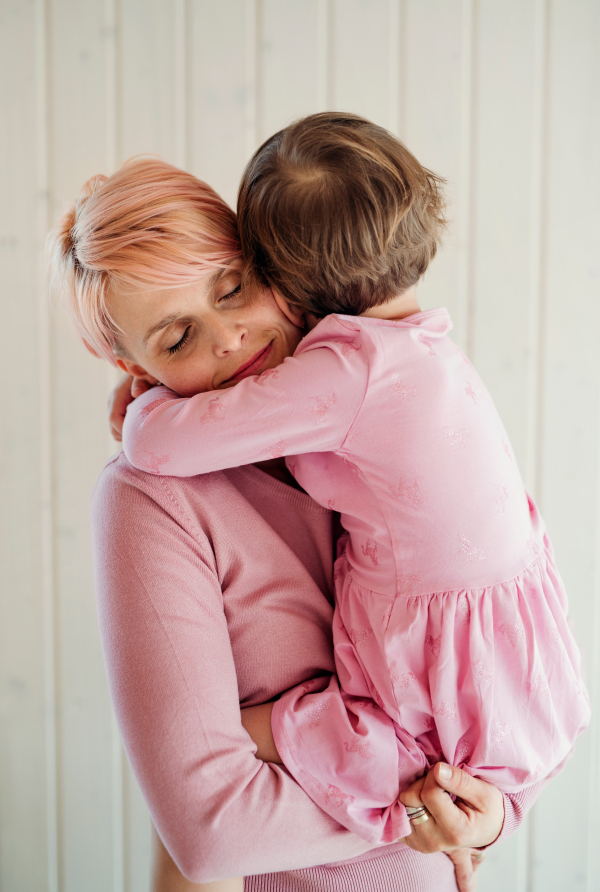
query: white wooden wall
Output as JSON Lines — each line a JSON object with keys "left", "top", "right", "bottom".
{"left": 1, "top": 2, "right": 599, "bottom": 890}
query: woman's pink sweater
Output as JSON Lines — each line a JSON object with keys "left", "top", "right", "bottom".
{"left": 91, "top": 453, "right": 550, "bottom": 888}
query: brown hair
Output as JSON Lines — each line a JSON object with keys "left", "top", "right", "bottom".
{"left": 238, "top": 112, "right": 446, "bottom": 316}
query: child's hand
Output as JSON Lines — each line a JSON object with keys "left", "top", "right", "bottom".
{"left": 109, "top": 374, "right": 155, "bottom": 441}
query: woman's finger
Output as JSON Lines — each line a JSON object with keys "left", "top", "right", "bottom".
{"left": 445, "top": 849, "right": 476, "bottom": 892}
{"left": 400, "top": 771, "right": 456, "bottom": 854}
{"left": 471, "top": 850, "right": 487, "bottom": 872}
{"left": 419, "top": 764, "right": 504, "bottom": 848}
{"left": 430, "top": 763, "right": 492, "bottom": 812}
{"left": 399, "top": 774, "right": 426, "bottom": 808}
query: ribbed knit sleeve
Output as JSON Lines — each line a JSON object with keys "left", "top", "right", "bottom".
{"left": 90, "top": 456, "right": 376, "bottom": 883}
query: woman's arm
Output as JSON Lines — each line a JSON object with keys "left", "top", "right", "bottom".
{"left": 151, "top": 825, "right": 242, "bottom": 892}
{"left": 91, "top": 458, "right": 375, "bottom": 883}
{"left": 240, "top": 708, "right": 549, "bottom": 892}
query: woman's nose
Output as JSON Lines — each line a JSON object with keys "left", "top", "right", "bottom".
{"left": 211, "top": 319, "right": 246, "bottom": 356}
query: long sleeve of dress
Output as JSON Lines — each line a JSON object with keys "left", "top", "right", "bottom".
{"left": 121, "top": 334, "right": 367, "bottom": 477}
{"left": 91, "top": 458, "right": 378, "bottom": 883}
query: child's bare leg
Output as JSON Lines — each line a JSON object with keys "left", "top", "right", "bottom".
{"left": 151, "top": 823, "right": 243, "bottom": 892}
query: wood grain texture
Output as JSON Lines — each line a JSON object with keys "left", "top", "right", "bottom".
{"left": 47, "top": 0, "right": 120, "bottom": 888}
{"left": 0, "top": 2, "right": 51, "bottom": 890}
{"left": 0, "top": 1, "right": 597, "bottom": 889}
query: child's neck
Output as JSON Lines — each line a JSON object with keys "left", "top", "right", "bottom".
{"left": 303, "top": 286, "right": 421, "bottom": 331}
{"left": 361, "top": 285, "right": 420, "bottom": 321}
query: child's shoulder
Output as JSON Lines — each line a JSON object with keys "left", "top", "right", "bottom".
{"left": 299, "top": 308, "right": 453, "bottom": 351}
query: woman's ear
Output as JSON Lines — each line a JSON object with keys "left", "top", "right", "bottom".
{"left": 115, "top": 357, "right": 160, "bottom": 386}
{"left": 271, "top": 288, "right": 306, "bottom": 328}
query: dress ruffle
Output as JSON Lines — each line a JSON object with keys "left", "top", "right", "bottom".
{"left": 272, "top": 537, "right": 590, "bottom": 843}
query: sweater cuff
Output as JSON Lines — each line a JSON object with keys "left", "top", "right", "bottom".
{"left": 481, "top": 779, "right": 550, "bottom": 850}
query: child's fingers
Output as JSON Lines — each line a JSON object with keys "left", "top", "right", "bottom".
{"left": 131, "top": 377, "right": 155, "bottom": 398}
{"left": 108, "top": 374, "right": 135, "bottom": 441}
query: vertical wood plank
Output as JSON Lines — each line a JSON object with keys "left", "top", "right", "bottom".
{"left": 0, "top": 1, "right": 52, "bottom": 889}
{"left": 37, "top": 0, "right": 61, "bottom": 885}
{"left": 401, "top": 0, "right": 471, "bottom": 350}
{"left": 48, "top": 0, "right": 121, "bottom": 888}
{"left": 468, "top": 0, "right": 542, "bottom": 492}
{"left": 386, "top": 0, "right": 404, "bottom": 136}
{"left": 531, "top": 0, "right": 600, "bottom": 886}
{"left": 316, "top": 0, "right": 333, "bottom": 110}
{"left": 189, "top": 0, "right": 250, "bottom": 208}
{"left": 330, "top": 0, "right": 391, "bottom": 125}
{"left": 119, "top": 0, "right": 180, "bottom": 164}
{"left": 260, "top": 0, "right": 320, "bottom": 140}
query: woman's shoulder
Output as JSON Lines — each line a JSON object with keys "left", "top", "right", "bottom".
{"left": 93, "top": 449, "right": 168, "bottom": 510}
{"left": 92, "top": 450, "right": 227, "bottom": 535}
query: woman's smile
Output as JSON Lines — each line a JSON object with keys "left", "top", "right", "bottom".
{"left": 224, "top": 341, "right": 274, "bottom": 384}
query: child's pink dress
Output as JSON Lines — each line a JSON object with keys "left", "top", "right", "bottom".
{"left": 123, "top": 309, "right": 590, "bottom": 843}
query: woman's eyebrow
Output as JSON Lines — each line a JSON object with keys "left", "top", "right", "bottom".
{"left": 141, "top": 270, "right": 227, "bottom": 347}
{"left": 142, "top": 313, "right": 185, "bottom": 347}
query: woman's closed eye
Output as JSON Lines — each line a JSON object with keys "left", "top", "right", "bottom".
{"left": 219, "top": 283, "right": 242, "bottom": 303}
{"left": 168, "top": 325, "right": 191, "bottom": 355}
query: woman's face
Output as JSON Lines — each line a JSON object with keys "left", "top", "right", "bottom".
{"left": 108, "top": 270, "right": 305, "bottom": 397}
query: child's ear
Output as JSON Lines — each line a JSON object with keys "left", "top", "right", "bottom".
{"left": 271, "top": 288, "right": 306, "bottom": 328}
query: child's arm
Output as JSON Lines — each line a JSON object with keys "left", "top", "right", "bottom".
{"left": 240, "top": 702, "right": 281, "bottom": 763}
{"left": 122, "top": 337, "right": 367, "bottom": 477}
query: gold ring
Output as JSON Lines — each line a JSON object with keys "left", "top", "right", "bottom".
{"left": 410, "top": 812, "right": 430, "bottom": 825}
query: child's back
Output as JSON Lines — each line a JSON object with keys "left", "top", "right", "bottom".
{"left": 269, "top": 308, "right": 589, "bottom": 841}
{"left": 292, "top": 310, "right": 533, "bottom": 595}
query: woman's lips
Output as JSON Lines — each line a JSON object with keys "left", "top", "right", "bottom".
{"left": 227, "top": 341, "right": 273, "bottom": 383}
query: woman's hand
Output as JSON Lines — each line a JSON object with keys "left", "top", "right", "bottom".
{"left": 400, "top": 763, "right": 504, "bottom": 892}
{"left": 108, "top": 373, "right": 155, "bottom": 441}
{"left": 444, "top": 848, "right": 487, "bottom": 892}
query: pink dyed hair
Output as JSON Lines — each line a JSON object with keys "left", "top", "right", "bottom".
{"left": 47, "top": 157, "right": 242, "bottom": 364}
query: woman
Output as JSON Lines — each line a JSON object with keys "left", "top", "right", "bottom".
{"left": 49, "top": 157, "right": 557, "bottom": 892}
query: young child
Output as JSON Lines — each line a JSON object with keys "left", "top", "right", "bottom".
{"left": 121, "top": 113, "right": 591, "bottom": 844}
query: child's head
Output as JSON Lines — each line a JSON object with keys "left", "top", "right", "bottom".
{"left": 48, "top": 157, "right": 242, "bottom": 364}
{"left": 238, "top": 112, "right": 446, "bottom": 317}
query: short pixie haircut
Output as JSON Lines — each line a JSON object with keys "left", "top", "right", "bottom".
{"left": 48, "top": 157, "right": 241, "bottom": 364}
{"left": 238, "top": 112, "right": 446, "bottom": 316}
